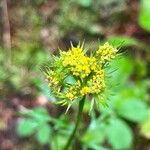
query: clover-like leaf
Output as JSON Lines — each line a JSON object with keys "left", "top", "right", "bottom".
{"left": 107, "top": 118, "right": 133, "bottom": 150}
{"left": 17, "top": 119, "right": 38, "bottom": 137}
{"left": 139, "top": 0, "right": 150, "bottom": 31}
{"left": 117, "top": 99, "right": 148, "bottom": 123}
{"left": 36, "top": 124, "right": 51, "bottom": 144}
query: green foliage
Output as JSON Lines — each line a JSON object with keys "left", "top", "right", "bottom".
{"left": 51, "top": 116, "right": 73, "bottom": 150}
{"left": 107, "top": 118, "right": 133, "bottom": 150}
{"left": 17, "top": 107, "right": 51, "bottom": 145}
{"left": 57, "top": 0, "right": 99, "bottom": 37}
{"left": 33, "top": 0, "right": 44, "bottom": 5}
{"left": 81, "top": 55, "right": 149, "bottom": 149}
{"left": 139, "top": 0, "right": 150, "bottom": 31}
{"left": 31, "top": 78, "right": 56, "bottom": 100}
{"left": 0, "top": 42, "right": 49, "bottom": 98}
{"left": 17, "top": 119, "right": 38, "bottom": 136}
{"left": 107, "top": 35, "right": 140, "bottom": 47}
{"left": 78, "top": 0, "right": 92, "bottom": 7}
{"left": 64, "top": 75, "right": 76, "bottom": 85}
{"left": 82, "top": 114, "right": 133, "bottom": 150}
{"left": 135, "top": 58, "right": 147, "bottom": 78}
{"left": 82, "top": 119, "right": 106, "bottom": 147}
{"left": 37, "top": 124, "right": 51, "bottom": 144}
{"left": 0, "top": 48, "right": 7, "bottom": 81}
{"left": 140, "top": 110, "right": 150, "bottom": 139}
{"left": 117, "top": 98, "right": 148, "bottom": 123}
{"left": 107, "top": 56, "right": 134, "bottom": 86}
{"left": 1, "top": 0, "right": 150, "bottom": 149}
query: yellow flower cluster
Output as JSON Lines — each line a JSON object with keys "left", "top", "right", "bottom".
{"left": 62, "top": 46, "right": 97, "bottom": 78}
{"left": 44, "top": 42, "right": 117, "bottom": 106}
{"left": 79, "top": 70, "right": 105, "bottom": 96}
{"left": 96, "top": 42, "right": 117, "bottom": 64}
{"left": 80, "top": 86, "right": 91, "bottom": 95}
{"left": 87, "top": 70, "right": 106, "bottom": 94}
{"left": 66, "top": 92, "right": 76, "bottom": 100}
{"left": 47, "top": 70, "right": 59, "bottom": 87}
{"left": 64, "top": 80, "right": 81, "bottom": 100}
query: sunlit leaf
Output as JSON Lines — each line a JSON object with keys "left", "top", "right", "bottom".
{"left": 17, "top": 119, "right": 37, "bottom": 137}
{"left": 78, "top": 0, "right": 92, "bottom": 7}
{"left": 64, "top": 75, "right": 76, "bottom": 85}
{"left": 82, "top": 119, "right": 106, "bottom": 146}
{"left": 139, "top": 0, "right": 150, "bottom": 31}
{"left": 140, "top": 110, "right": 150, "bottom": 139}
{"left": 37, "top": 124, "right": 51, "bottom": 144}
{"left": 117, "top": 99, "right": 148, "bottom": 123}
{"left": 107, "top": 56, "right": 134, "bottom": 86}
{"left": 30, "top": 107, "right": 50, "bottom": 122}
{"left": 107, "top": 118, "right": 133, "bottom": 150}
{"left": 107, "top": 36, "right": 139, "bottom": 47}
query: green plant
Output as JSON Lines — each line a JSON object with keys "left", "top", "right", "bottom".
{"left": 17, "top": 107, "right": 51, "bottom": 145}
{"left": 139, "top": 0, "right": 150, "bottom": 32}
{"left": 44, "top": 42, "right": 118, "bottom": 149}
{"left": 0, "top": 42, "right": 50, "bottom": 99}
{"left": 81, "top": 56, "right": 149, "bottom": 150}
{"left": 17, "top": 42, "right": 118, "bottom": 149}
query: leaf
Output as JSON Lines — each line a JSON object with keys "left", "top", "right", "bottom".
{"left": 78, "top": 0, "right": 92, "bottom": 7}
{"left": 37, "top": 124, "right": 51, "bottom": 144}
{"left": 89, "top": 145, "right": 109, "bottom": 150}
{"left": 31, "top": 107, "right": 50, "bottom": 123}
{"left": 32, "top": 78, "right": 55, "bottom": 100}
{"left": 17, "top": 119, "right": 37, "bottom": 137}
{"left": 140, "top": 110, "right": 150, "bottom": 139}
{"left": 82, "top": 119, "right": 106, "bottom": 146}
{"left": 138, "top": 0, "right": 150, "bottom": 31}
{"left": 117, "top": 99, "right": 148, "bottom": 123}
{"left": 107, "top": 35, "right": 139, "bottom": 47}
{"left": 64, "top": 75, "right": 76, "bottom": 85}
{"left": 51, "top": 134, "right": 69, "bottom": 150}
{"left": 107, "top": 118, "right": 133, "bottom": 150}
{"left": 107, "top": 56, "right": 134, "bottom": 86}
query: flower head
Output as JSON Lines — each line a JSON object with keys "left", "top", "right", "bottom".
{"left": 96, "top": 42, "right": 118, "bottom": 64}
{"left": 44, "top": 42, "right": 118, "bottom": 109}
{"left": 62, "top": 45, "right": 97, "bottom": 78}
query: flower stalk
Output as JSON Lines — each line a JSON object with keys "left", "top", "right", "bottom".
{"left": 63, "top": 96, "right": 85, "bottom": 150}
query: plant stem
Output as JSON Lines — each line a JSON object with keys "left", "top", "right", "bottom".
{"left": 2, "top": 0, "right": 11, "bottom": 68}
{"left": 63, "top": 96, "right": 85, "bottom": 150}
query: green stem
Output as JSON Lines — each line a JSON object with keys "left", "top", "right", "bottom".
{"left": 63, "top": 96, "right": 85, "bottom": 150}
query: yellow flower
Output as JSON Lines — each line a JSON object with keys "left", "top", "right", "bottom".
{"left": 96, "top": 42, "right": 118, "bottom": 64}
{"left": 66, "top": 92, "right": 75, "bottom": 100}
{"left": 80, "top": 86, "right": 91, "bottom": 95}
{"left": 87, "top": 69, "right": 106, "bottom": 94}
{"left": 44, "top": 42, "right": 117, "bottom": 106}
{"left": 62, "top": 45, "right": 97, "bottom": 78}
{"left": 47, "top": 71, "right": 59, "bottom": 87}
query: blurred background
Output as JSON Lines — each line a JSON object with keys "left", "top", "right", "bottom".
{"left": 0, "top": 0, "right": 150, "bottom": 150}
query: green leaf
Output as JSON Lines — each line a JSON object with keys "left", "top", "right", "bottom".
{"left": 107, "top": 56, "right": 134, "bottom": 86}
{"left": 32, "top": 78, "right": 55, "bottom": 100}
{"left": 107, "top": 35, "right": 139, "bottom": 47}
{"left": 64, "top": 75, "right": 76, "bottom": 85}
{"left": 31, "top": 107, "right": 50, "bottom": 123}
{"left": 37, "top": 124, "right": 51, "bottom": 144}
{"left": 51, "top": 134, "right": 69, "bottom": 150}
{"left": 17, "top": 119, "right": 37, "bottom": 137}
{"left": 78, "top": 0, "right": 92, "bottom": 7}
{"left": 82, "top": 120, "right": 106, "bottom": 146}
{"left": 140, "top": 110, "right": 150, "bottom": 139}
{"left": 89, "top": 145, "right": 109, "bottom": 150}
{"left": 117, "top": 99, "right": 148, "bottom": 123}
{"left": 138, "top": 0, "right": 150, "bottom": 31}
{"left": 107, "top": 118, "right": 133, "bottom": 150}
